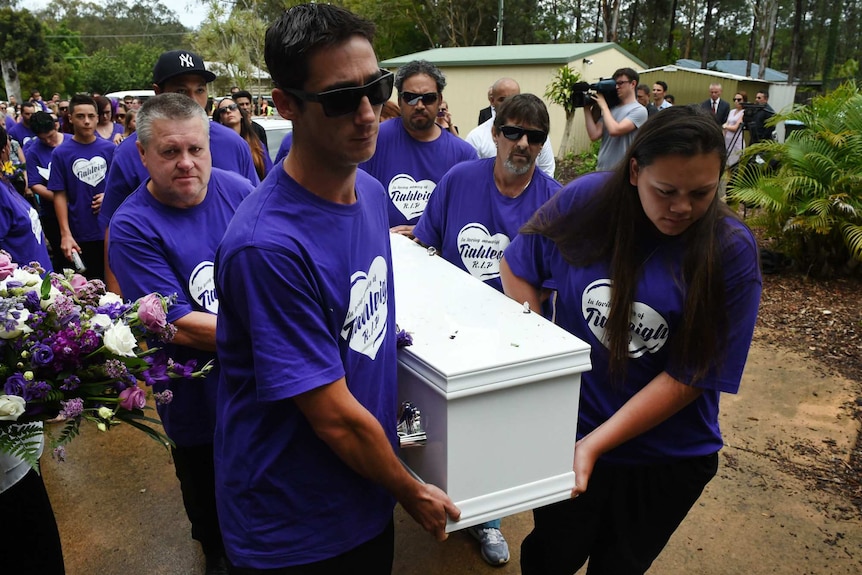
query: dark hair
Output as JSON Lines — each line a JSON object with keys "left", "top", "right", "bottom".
{"left": 394, "top": 60, "right": 446, "bottom": 93}
{"left": 20, "top": 102, "right": 35, "bottom": 112}
{"left": 234, "top": 90, "right": 254, "bottom": 103}
{"left": 665, "top": 94, "right": 675, "bottom": 104}
{"left": 493, "top": 94, "right": 550, "bottom": 135}
{"left": 69, "top": 94, "right": 97, "bottom": 115}
{"left": 215, "top": 98, "right": 267, "bottom": 180}
{"left": 613, "top": 67, "right": 639, "bottom": 84}
{"left": 30, "top": 111, "right": 57, "bottom": 135}
{"left": 94, "top": 95, "right": 112, "bottom": 120}
{"left": 636, "top": 84, "right": 650, "bottom": 96}
{"left": 523, "top": 106, "right": 733, "bottom": 383}
{"left": 735, "top": 91, "right": 748, "bottom": 103}
{"left": 757, "top": 90, "right": 769, "bottom": 99}
{"left": 653, "top": 80, "right": 668, "bottom": 91}
{"left": 264, "top": 3, "right": 375, "bottom": 92}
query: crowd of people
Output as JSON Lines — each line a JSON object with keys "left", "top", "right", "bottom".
{"left": 1, "top": 4, "right": 764, "bottom": 575}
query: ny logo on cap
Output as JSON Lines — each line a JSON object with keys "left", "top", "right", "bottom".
{"left": 179, "top": 53, "right": 195, "bottom": 68}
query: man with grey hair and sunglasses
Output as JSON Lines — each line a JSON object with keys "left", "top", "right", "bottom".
{"left": 109, "top": 92, "right": 255, "bottom": 575}
{"left": 214, "top": 5, "right": 459, "bottom": 573}
{"left": 360, "top": 59, "right": 476, "bottom": 238}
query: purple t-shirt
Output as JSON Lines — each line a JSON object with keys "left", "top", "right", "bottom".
{"left": 25, "top": 133, "right": 69, "bottom": 219}
{"left": 274, "top": 131, "right": 292, "bottom": 164}
{"left": 360, "top": 118, "right": 477, "bottom": 227}
{"left": 96, "top": 123, "right": 124, "bottom": 141}
{"left": 414, "top": 158, "right": 561, "bottom": 293}
{"left": 8, "top": 122, "right": 35, "bottom": 148}
{"left": 47, "top": 138, "right": 115, "bottom": 242}
{"left": 0, "top": 179, "right": 50, "bottom": 271}
{"left": 214, "top": 167, "right": 397, "bottom": 569}
{"left": 503, "top": 171, "right": 762, "bottom": 464}
{"left": 108, "top": 168, "right": 254, "bottom": 446}
{"left": 99, "top": 121, "right": 260, "bottom": 230}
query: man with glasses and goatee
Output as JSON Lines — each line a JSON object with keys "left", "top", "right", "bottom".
{"left": 213, "top": 5, "right": 459, "bottom": 574}
{"left": 360, "top": 59, "right": 476, "bottom": 238}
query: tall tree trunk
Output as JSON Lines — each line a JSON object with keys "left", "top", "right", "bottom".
{"left": 667, "top": 0, "right": 679, "bottom": 58}
{"left": 787, "top": 0, "right": 806, "bottom": 81}
{"left": 746, "top": 12, "right": 758, "bottom": 77}
{"left": 757, "top": 0, "right": 779, "bottom": 79}
{"left": 1, "top": 59, "right": 20, "bottom": 105}
{"left": 628, "top": 0, "right": 639, "bottom": 42}
{"left": 822, "top": 2, "right": 841, "bottom": 87}
{"left": 702, "top": 0, "right": 716, "bottom": 67}
{"left": 608, "top": 0, "right": 621, "bottom": 41}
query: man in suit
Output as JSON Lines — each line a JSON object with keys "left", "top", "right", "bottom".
{"left": 701, "top": 83, "right": 729, "bottom": 125}
{"left": 477, "top": 85, "right": 493, "bottom": 125}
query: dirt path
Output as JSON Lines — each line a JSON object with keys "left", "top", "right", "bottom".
{"left": 45, "top": 339, "right": 861, "bottom": 574}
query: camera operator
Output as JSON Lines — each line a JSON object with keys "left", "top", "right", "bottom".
{"left": 749, "top": 90, "right": 775, "bottom": 145}
{"left": 584, "top": 67, "right": 648, "bottom": 171}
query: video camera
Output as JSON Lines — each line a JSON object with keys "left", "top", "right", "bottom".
{"left": 570, "top": 79, "right": 622, "bottom": 109}
{"left": 741, "top": 102, "right": 767, "bottom": 124}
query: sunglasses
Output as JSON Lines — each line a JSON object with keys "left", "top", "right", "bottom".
{"left": 733, "top": 98, "right": 743, "bottom": 102}
{"left": 59, "top": 106, "right": 68, "bottom": 111}
{"left": 220, "top": 103, "right": 239, "bottom": 112}
{"left": 499, "top": 125, "right": 548, "bottom": 145}
{"left": 284, "top": 70, "right": 394, "bottom": 118}
{"left": 401, "top": 91, "right": 438, "bottom": 106}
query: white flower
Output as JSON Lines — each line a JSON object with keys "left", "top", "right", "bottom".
{"left": 103, "top": 323, "right": 137, "bottom": 357}
{"left": 97, "top": 422, "right": 107, "bottom": 432}
{"left": 0, "top": 308, "right": 32, "bottom": 339}
{"left": 98, "top": 292, "right": 123, "bottom": 307}
{"left": 11, "top": 268, "right": 42, "bottom": 288}
{"left": 0, "top": 395, "right": 26, "bottom": 421}
{"left": 98, "top": 406, "right": 113, "bottom": 420}
{"left": 89, "top": 313, "right": 114, "bottom": 330}
{"left": 40, "top": 285, "right": 61, "bottom": 310}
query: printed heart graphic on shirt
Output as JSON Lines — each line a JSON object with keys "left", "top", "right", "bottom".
{"left": 388, "top": 173, "right": 436, "bottom": 220}
{"left": 72, "top": 156, "right": 108, "bottom": 187}
{"left": 341, "top": 256, "right": 389, "bottom": 360}
{"left": 37, "top": 163, "right": 51, "bottom": 182}
{"left": 581, "top": 279, "right": 669, "bottom": 358}
{"left": 457, "top": 223, "right": 509, "bottom": 281}
{"left": 189, "top": 261, "right": 219, "bottom": 314}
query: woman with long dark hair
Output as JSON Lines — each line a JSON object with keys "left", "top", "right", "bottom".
{"left": 215, "top": 97, "right": 271, "bottom": 180}
{"left": 501, "top": 106, "right": 762, "bottom": 574}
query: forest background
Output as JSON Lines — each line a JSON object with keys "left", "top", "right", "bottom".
{"left": 0, "top": 0, "right": 858, "bottom": 103}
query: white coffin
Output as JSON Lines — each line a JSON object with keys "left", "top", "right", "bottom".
{"left": 391, "top": 234, "right": 592, "bottom": 532}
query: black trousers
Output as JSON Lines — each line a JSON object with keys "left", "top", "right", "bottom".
{"left": 75, "top": 239, "right": 106, "bottom": 282}
{"left": 0, "top": 468, "right": 65, "bottom": 574}
{"left": 172, "top": 443, "right": 225, "bottom": 558}
{"left": 229, "top": 519, "right": 395, "bottom": 575}
{"left": 521, "top": 453, "right": 718, "bottom": 575}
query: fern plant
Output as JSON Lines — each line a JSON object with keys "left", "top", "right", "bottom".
{"left": 730, "top": 81, "right": 862, "bottom": 276}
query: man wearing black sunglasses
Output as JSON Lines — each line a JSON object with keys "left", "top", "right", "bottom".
{"left": 214, "top": 5, "right": 460, "bottom": 574}
{"left": 361, "top": 59, "right": 476, "bottom": 237}
{"left": 414, "top": 97, "right": 562, "bottom": 568}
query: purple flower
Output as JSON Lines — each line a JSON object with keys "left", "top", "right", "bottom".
{"left": 136, "top": 294, "right": 167, "bottom": 332}
{"left": 154, "top": 389, "right": 173, "bottom": 405}
{"left": 95, "top": 301, "right": 131, "bottom": 319}
{"left": 78, "top": 329, "right": 100, "bottom": 354}
{"left": 30, "top": 343, "right": 54, "bottom": 367}
{"left": 396, "top": 328, "right": 413, "bottom": 348}
{"left": 171, "top": 359, "right": 198, "bottom": 379}
{"left": 142, "top": 352, "right": 170, "bottom": 386}
{"left": 4, "top": 373, "right": 27, "bottom": 398}
{"left": 119, "top": 385, "right": 147, "bottom": 410}
{"left": 23, "top": 290, "right": 41, "bottom": 311}
{"left": 0, "top": 251, "right": 17, "bottom": 280}
{"left": 52, "top": 446, "right": 66, "bottom": 462}
{"left": 61, "top": 375, "right": 80, "bottom": 391}
{"left": 104, "top": 358, "right": 128, "bottom": 380}
{"left": 59, "top": 397, "right": 84, "bottom": 419}
{"left": 25, "top": 380, "right": 51, "bottom": 401}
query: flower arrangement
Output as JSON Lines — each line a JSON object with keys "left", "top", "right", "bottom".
{"left": 0, "top": 252, "right": 210, "bottom": 470}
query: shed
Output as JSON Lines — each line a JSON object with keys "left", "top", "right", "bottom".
{"left": 380, "top": 44, "right": 647, "bottom": 158}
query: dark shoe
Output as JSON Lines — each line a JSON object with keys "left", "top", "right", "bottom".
{"left": 205, "top": 554, "right": 229, "bottom": 575}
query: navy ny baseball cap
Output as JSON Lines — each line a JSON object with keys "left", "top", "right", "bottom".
{"left": 153, "top": 50, "right": 217, "bottom": 86}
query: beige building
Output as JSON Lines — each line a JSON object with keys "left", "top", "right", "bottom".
{"left": 380, "top": 44, "right": 647, "bottom": 157}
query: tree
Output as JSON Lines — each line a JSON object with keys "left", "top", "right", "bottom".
{"left": 730, "top": 82, "right": 862, "bottom": 276}
{"left": 0, "top": 8, "right": 47, "bottom": 103}
{"left": 545, "top": 65, "right": 583, "bottom": 158}
{"left": 77, "top": 42, "right": 163, "bottom": 94}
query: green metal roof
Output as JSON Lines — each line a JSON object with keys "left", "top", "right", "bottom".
{"left": 380, "top": 43, "right": 647, "bottom": 68}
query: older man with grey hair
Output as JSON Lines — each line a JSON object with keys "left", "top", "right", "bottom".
{"left": 108, "top": 92, "right": 256, "bottom": 575}
{"left": 360, "top": 59, "right": 477, "bottom": 236}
